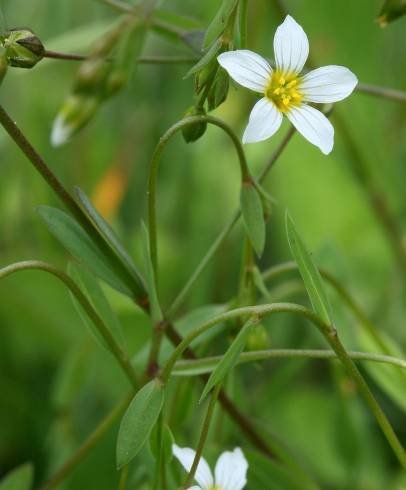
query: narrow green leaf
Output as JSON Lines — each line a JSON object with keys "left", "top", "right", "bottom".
{"left": 74, "top": 187, "right": 143, "bottom": 286}
{"left": 68, "top": 262, "right": 125, "bottom": 351}
{"left": 184, "top": 38, "right": 221, "bottom": 79}
{"left": 117, "top": 380, "right": 165, "bottom": 469}
{"left": 203, "top": 0, "right": 239, "bottom": 49}
{"left": 149, "top": 423, "right": 174, "bottom": 463}
{"left": 252, "top": 265, "right": 272, "bottom": 301}
{"left": 200, "top": 318, "right": 256, "bottom": 402}
{"left": 37, "top": 205, "right": 131, "bottom": 296}
{"left": 240, "top": 183, "right": 266, "bottom": 257}
{"left": 286, "top": 212, "right": 333, "bottom": 325}
{"left": 141, "top": 222, "right": 163, "bottom": 324}
{"left": 0, "top": 463, "right": 33, "bottom": 490}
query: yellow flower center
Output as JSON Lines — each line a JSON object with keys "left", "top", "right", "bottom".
{"left": 209, "top": 487, "right": 222, "bottom": 490}
{"left": 265, "top": 70, "right": 303, "bottom": 113}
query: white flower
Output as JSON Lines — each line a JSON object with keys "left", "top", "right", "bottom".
{"left": 217, "top": 15, "right": 358, "bottom": 155}
{"left": 173, "top": 444, "right": 248, "bottom": 490}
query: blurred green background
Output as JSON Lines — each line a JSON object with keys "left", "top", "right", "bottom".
{"left": 0, "top": 0, "right": 405, "bottom": 488}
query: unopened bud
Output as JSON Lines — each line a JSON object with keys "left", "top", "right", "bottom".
{"left": 377, "top": 0, "right": 406, "bottom": 26}
{"left": 51, "top": 95, "right": 99, "bottom": 147}
{"left": 181, "top": 106, "right": 207, "bottom": 143}
{"left": 246, "top": 323, "right": 270, "bottom": 351}
{"left": 208, "top": 68, "right": 229, "bottom": 111}
{"left": 105, "top": 70, "right": 128, "bottom": 97}
{"left": 5, "top": 27, "right": 44, "bottom": 68}
{"left": 75, "top": 58, "right": 110, "bottom": 93}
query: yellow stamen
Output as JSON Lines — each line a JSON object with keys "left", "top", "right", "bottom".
{"left": 264, "top": 70, "right": 303, "bottom": 113}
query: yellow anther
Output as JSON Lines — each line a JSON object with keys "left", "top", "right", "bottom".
{"left": 273, "top": 87, "right": 282, "bottom": 95}
{"left": 282, "top": 96, "right": 291, "bottom": 105}
{"left": 286, "top": 80, "right": 297, "bottom": 88}
{"left": 265, "top": 70, "right": 303, "bottom": 113}
{"left": 279, "top": 76, "right": 286, "bottom": 85}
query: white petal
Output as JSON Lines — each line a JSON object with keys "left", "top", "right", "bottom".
{"left": 301, "top": 65, "right": 358, "bottom": 103}
{"left": 273, "top": 15, "right": 309, "bottom": 74}
{"left": 172, "top": 445, "right": 213, "bottom": 489}
{"left": 242, "top": 97, "right": 282, "bottom": 144}
{"left": 51, "top": 116, "right": 72, "bottom": 147}
{"left": 287, "top": 105, "right": 334, "bottom": 155}
{"left": 214, "top": 447, "right": 248, "bottom": 490}
{"left": 217, "top": 50, "right": 271, "bottom": 93}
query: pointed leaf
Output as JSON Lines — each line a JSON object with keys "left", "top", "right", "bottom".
{"left": 204, "top": 0, "right": 239, "bottom": 48}
{"left": 286, "top": 213, "right": 333, "bottom": 325}
{"left": 200, "top": 318, "right": 256, "bottom": 401}
{"left": 37, "top": 205, "right": 132, "bottom": 296}
{"left": 240, "top": 183, "right": 266, "bottom": 257}
{"left": 184, "top": 38, "right": 221, "bottom": 79}
{"left": 0, "top": 463, "right": 33, "bottom": 490}
{"left": 74, "top": 187, "right": 143, "bottom": 286}
{"left": 68, "top": 262, "right": 125, "bottom": 351}
{"left": 117, "top": 380, "right": 165, "bottom": 468}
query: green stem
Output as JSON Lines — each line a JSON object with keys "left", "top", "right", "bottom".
{"left": 182, "top": 385, "right": 221, "bottom": 489}
{"left": 98, "top": 0, "right": 134, "bottom": 13}
{"left": 173, "top": 348, "right": 406, "bottom": 375}
{"left": 148, "top": 115, "right": 250, "bottom": 277}
{"left": 160, "top": 302, "right": 406, "bottom": 467}
{"left": 166, "top": 126, "right": 296, "bottom": 318}
{"left": 0, "top": 261, "right": 139, "bottom": 389}
{"left": 238, "top": 0, "right": 249, "bottom": 49}
{"left": 118, "top": 465, "right": 129, "bottom": 490}
{"left": 356, "top": 82, "right": 406, "bottom": 102}
{"left": 40, "top": 392, "right": 133, "bottom": 490}
{"left": 0, "top": 104, "right": 147, "bottom": 303}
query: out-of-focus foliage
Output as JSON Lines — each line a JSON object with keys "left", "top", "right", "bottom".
{"left": 0, "top": 0, "right": 405, "bottom": 489}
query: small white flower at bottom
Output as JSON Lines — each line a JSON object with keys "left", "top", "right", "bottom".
{"left": 217, "top": 15, "right": 358, "bottom": 155}
{"left": 173, "top": 444, "right": 248, "bottom": 490}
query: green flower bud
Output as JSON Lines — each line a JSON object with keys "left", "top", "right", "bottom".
{"left": 4, "top": 27, "right": 44, "bottom": 68}
{"left": 181, "top": 106, "right": 207, "bottom": 143}
{"left": 105, "top": 70, "right": 128, "bottom": 97}
{"left": 377, "top": 0, "right": 406, "bottom": 26}
{"left": 51, "top": 95, "right": 99, "bottom": 147}
{"left": 75, "top": 58, "right": 110, "bottom": 93}
{"left": 207, "top": 67, "right": 229, "bottom": 111}
{"left": 246, "top": 323, "right": 270, "bottom": 351}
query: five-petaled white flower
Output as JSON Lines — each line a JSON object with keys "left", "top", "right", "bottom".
{"left": 173, "top": 444, "right": 248, "bottom": 490}
{"left": 218, "top": 15, "right": 358, "bottom": 155}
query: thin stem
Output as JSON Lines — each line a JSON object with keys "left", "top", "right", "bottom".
{"left": 167, "top": 126, "right": 296, "bottom": 317}
{"left": 182, "top": 385, "right": 221, "bottom": 489}
{"left": 356, "top": 82, "right": 406, "bottom": 102}
{"left": 161, "top": 302, "right": 406, "bottom": 468}
{"left": 173, "top": 349, "right": 406, "bottom": 375}
{"left": 43, "top": 50, "right": 88, "bottom": 61}
{"left": 97, "top": 0, "right": 133, "bottom": 13}
{"left": 118, "top": 465, "right": 129, "bottom": 490}
{"left": 0, "top": 104, "right": 147, "bottom": 303}
{"left": 40, "top": 392, "right": 133, "bottom": 490}
{"left": 238, "top": 0, "right": 249, "bottom": 49}
{"left": 148, "top": 115, "right": 250, "bottom": 277}
{"left": 0, "top": 261, "right": 139, "bottom": 389}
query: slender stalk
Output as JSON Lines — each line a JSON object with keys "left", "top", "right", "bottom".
{"left": 148, "top": 115, "right": 251, "bottom": 277}
{"left": 356, "top": 82, "right": 406, "bottom": 102}
{"left": 167, "top": 126, "right": 296, "bottom": 317}
{"left": 173, "top": 349, "right": 406, "bottom": 375}
{"left": 0, "top": 104, "right": 147, "bottom": 303}
{"left": 161, "top": 302, "right": 406, "bottom": 468}
{"left": 40, "top": 392, "right": 133, "bottom": 490}
{"left": 182, "top": 385, "right": 221, "bottom": 489}
{"left": 43, "top": 50, "right": 88, "bottom": 61}
{"left": 0, "top": 261, "right": 139, "bottom": 389}
{"left": 238, "top": 0, "right": 249, "bottom": 49}
{"left": 97, "top": 0, "right": 134, "bottom": 13}
{"left": 118, "top": 465, "right": 129, "bottom": 490}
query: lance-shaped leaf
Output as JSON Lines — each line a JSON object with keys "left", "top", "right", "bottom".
{"left": 377, "top": 0, "right": 406, "bottom": 26}
{"left": 68, "top": 262, "right": 125, "bottom": 351}
{"left": 240, "top": 182, "right": 266, "bottom": 257}
{"left": 0, "top": 463, "right": 33, "bottom": 490}
{"left": 74, "top": 187, "right": 144, "bottom": 287}
{"left": 286, "top": 212, "right": 333, "bottom": 325}
{"left": 184, "top": 38, "right": 222, "bottom": 79}
{"left": 204, "top": 0, "right": 239, "bottom": 49}
{"left": 200, "top": 317, "right": 257, "bottom": 402}
{"left": 117, "top": 380, "right": 165, "bottom": 468}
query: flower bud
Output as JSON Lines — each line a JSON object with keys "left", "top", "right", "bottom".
{"left": 181, "top": 106, "right": 207, "bottom": 143}
{"left": 207, "top": 68, "right": 229, "bottom": 111}
{"left": 75, "top": 58, "right": 110, "bottom": 93}
{"left": 377, "top": 0, "right": 406, "bottom": 26}
{"left": 5, "top": 27, "right": 44, "bottom": 68}
{"left": 246, "top": 323, "right": 270, "bottom": 351}
{"left": 51, "top": 94, "right": 99, "bottom": 147}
